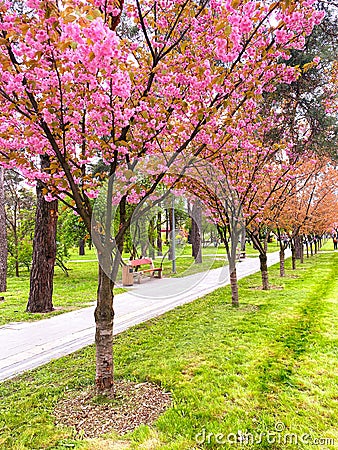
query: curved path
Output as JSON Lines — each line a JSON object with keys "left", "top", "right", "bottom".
{"left": 0, "top": 250, "right": 289, "bottom": 382}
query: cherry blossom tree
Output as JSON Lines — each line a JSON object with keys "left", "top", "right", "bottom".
{"left": 266, "top": 156, "right": 338, "bottom": 273}
{"left": 0, "top": 0, "right": 323, "bottom": 390}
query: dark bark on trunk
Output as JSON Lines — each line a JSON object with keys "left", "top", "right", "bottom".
{"left": 149, "top": 218, "right": 155, "bottom": 259}
{"left": 0, "top": 166, "right": 7, "bottom": 297}
{"left": 13, "top": 228, "right": 19, "bottom": 277}
{"left": 291, "top": 243, "right": 296, "bottom": 270}
{"left": 248, "top": 230, "right": 269, "bottom": 289}
{"left": 300, "top": 238, "right": 304, "bottom": 264}
{"left": 259, "top": 253, "right": 269, "bottom": 290}
{"left": 27, "top": 156, "right": 58, "bottom": 313}
{"left": 165, "top": 208, "right": 169, "bottom": 244}
{"left": 295, "top": 235, "right": 302, "bottom": 260}
{"left": 15, "top": 259, "right": 19, "bottom": 278}
{"left": 157, "top": 211, "right": 162, "bottom": 256}
{"left": 240, "top": 228, "right": 246, "bottom": 255}
{"left": 229, "top": 266, "right": 239, "bottom": 307}
{"left": 218, "top": 224, "right": 240, "bottom": 307}
{"left": 95, "top": 265, "right": 114, "bottom": 392}
{"left": 191, "top": 201, "right": 202, "bottom": 264}
{"left": 79, "top": 238, "right": 85, "bottom": 256}
{"left": 263, "top": 231, "right": 270, "bottom": 253}
{"left": 168, "top": 208, "right": 173, "bottom": 260}
{"left": 279, "top": 249, "right": 285, "bottom": 277}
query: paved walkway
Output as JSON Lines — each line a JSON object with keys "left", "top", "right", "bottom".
{"left": 0, "top": 251, "right": 288, "bottom": 382}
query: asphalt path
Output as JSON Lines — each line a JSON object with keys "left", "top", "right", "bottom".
{"left": 0, "top": 250, "right": 289, "bottom": 382}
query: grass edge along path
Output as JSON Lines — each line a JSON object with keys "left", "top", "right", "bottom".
{"left": 0, "top": 241, "right": 280, "bottom": 326}
{"left": 0, "top": 252, "right": 337, "bottom": 449}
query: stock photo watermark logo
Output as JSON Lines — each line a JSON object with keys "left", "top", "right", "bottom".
{"left": 195, "top": 422, "right": 335, "bottom": 446}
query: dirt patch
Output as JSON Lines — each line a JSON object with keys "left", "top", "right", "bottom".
{"left": 54, "top": 380, "right": 171, "bottom": 439}
{"left": 249, "top": 285, "right": 284, "bottom": 291}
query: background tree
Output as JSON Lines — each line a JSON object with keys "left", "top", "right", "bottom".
{"left": 190, "top": 200, "right": 202, "bottom": 264}
{"left": 27, "top": 155, "right": 58, "bottom": 313}
{"left": 58, "top": 205, "right": 88, "bottom": 260}
{"left": 270, "top": 158, "right": 338, "bottom": 270}
{"left": 0, "top": 166, "right": 7, "bottom": 299}
{"left": 5, "top": 171, "right": 35, "bottom": 277}
{"left": 264, "top": 1, "right": 338, "bottom": 160}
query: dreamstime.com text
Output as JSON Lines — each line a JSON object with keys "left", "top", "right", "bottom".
{"left": 195, "top": 422, "right": 335, "bottom": 446}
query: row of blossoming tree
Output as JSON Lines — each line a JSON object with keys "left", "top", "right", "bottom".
{"left": 0, "top": 0, "right": 333, "bottom": 392}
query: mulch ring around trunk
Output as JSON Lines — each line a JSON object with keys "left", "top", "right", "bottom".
{"left": 54, "top": 380, "right": 171, "bottom": 438}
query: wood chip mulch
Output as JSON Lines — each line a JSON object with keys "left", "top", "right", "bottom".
{"left": 54, "top": 380, "right": 171, "bottom": 438}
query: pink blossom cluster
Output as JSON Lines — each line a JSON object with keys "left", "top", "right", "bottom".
{"left": 0, "top": 0, "right": 323, "bottom": 212}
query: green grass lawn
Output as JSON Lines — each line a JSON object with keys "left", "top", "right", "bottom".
{"left": 0, "top": 259, "right": 125, "bottom": 326}
{"left": 0, "top": 250, "right": 337, "bottom": 449}
{"left": 0, "top": 238, "right": 325, "bottom": 327}
{"left": 0, "top": 244, "right": 226, "bottom": 325}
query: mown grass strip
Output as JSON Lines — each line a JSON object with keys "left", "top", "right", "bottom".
{"left": 0, "top": 250, "right": 337, "bottom": 449}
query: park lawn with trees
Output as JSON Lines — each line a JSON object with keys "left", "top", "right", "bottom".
{"left": 0, "top": 248, "right": 337, "bottom": 450}
{"left": 0, "top": 260, "right": 126, "bottom": 326}
{"left": 0, "top": 240, "right": 280, "bottom": 326}
{"left": 0, "top": 0, "right": 326, "bottom": 390}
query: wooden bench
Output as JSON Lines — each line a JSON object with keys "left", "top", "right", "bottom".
{"left": 236, "top": 250, "right": 246, "bottom": 261}
{"left": 128, "top": 258, "right": 162, "bottom": 284}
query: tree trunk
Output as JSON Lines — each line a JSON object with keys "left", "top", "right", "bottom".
{"left": 295, "top": 235, "right": 302, "bottom": 260}
{"left": 263, "top": 230, "right": 270, "bottom": 253}
{"left": 13, "top": 228, "right": 20, "bottom": 277}
{"left": 157, "top": 211, "right": 162, "bottom": 256}
{"left": 168, "top": 208, "right": 173, "bottom": 260}
{"left": 0, "top": 166, "right": 7, "bottom": 298}
{"left": 79, "top": 238, "right": 85, "bottom": 256}
{"left": 291, "top": 243, "right": 296, "bottom": 270}
{"left": 259, "top": 253, "right": 269, "bottom": 290}
{"left": 191, "top": 201, "right": 202, "bottom": 264}
{"left": 27, "top": 156, "right": 58, "bottom": 313}
{"left": 279, "top": 249, "right": 285, "bottom": 277}
{"left": 300, "top": 238, "right": 304, "bottom": 264}
{"left": 149, "top": 218, "right": 155, "bottom": 259}
{"left": 165, "top": 208, "right": 169, "bottom": 244}
{"left": 95, "top": 264, "right": 114, "bottom": 392}
{"left": 240, "top": 228, "right": 246, "bottom": 256}
{"left": 229, "top": 266, "right": 239, "bottom": 307}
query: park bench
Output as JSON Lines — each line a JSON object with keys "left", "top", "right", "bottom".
{"left": 126, "top": 257, "right": 163, "bottom": 285}
{"left": 236, "top": 249, "right": 246, "bottom": 261}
